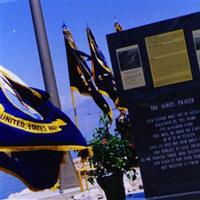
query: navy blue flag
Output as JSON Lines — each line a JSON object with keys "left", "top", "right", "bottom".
{"left": 0, "top": 151, "right": 63, "bottom": 191}
{"left": 0, "top": 67, "right": 87, "bottom": 151}
{"left": 63, "top": 27, "right": 112, "bottom": 122}
{"left": 86, "top": 27, "right": 126, "bottom": 110}
{"left": 0, "top": 66, "right": 88, "bottom": 190}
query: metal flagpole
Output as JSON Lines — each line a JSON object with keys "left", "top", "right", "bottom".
{"left": 29, "top": 0, "right": 79, "bottom": 190}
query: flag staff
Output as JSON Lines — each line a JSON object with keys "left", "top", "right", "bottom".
{"left": 29, "top": 0, "right": 79, "bottom": 190}
{"left": 71, "top": 88, "right": 79, "bottom": 127}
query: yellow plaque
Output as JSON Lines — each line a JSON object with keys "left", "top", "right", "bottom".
{"left": 145, "top": 29, "right": 192, "bottom": 87}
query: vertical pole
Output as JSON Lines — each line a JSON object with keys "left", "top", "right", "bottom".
{"left": 29, "top": 0, "right": 79, "bottom": 190}
{"left": 70, "top": 89, "right": 78, "bottom": 127}
{"left": 29, "top": 0, "right": 60, "bottom": 107}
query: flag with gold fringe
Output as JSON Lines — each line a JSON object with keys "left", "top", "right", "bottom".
{"left": 86, "top": 27, "right": 126, "bottom": 110}
{"left": 0, "top": 151, "right": 63, "bottom": 191}
{"left": 0, "top": 65, "right": 89, "bottom": 190}
{"left": 63, "top": 26, "right": 112, "bottom": 122}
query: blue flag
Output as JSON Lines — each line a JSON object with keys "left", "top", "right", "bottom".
{"left": 0, "top": 66, "right": 88, "bottom": 190}
{"left": 63, "top": 27, "right": 112, "bottom": 122}
{"left": 0, "top": 66, "right": 87, "bottom": 151}
{"left": 86, "top": 27, "right": 126, "bottom": 110}
{"left": 0, "top": 151, "right": 63, "bottom": 191}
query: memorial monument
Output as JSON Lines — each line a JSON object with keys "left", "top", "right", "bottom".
{"left": 107, "top": 12, "right": 200, "bottom": 200}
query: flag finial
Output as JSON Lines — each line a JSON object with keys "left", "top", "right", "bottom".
{"left": 114, "top": 15, "right": 118, "bottom": 23}
{"left": 62, "top": 22, "right": 67, "bottom": 30}
{"left": 86, "top": 22, "right": 89, "bottom": 29}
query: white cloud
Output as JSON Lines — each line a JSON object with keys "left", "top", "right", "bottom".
{"left": 59, "top": 90, "right": 120, "bottom": 141}
{"left": 60, "top": 91, "right": 90, "bottom": 113}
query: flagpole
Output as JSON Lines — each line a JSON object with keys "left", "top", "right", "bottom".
{"left": 29, "top": 0, "right": 79, "bottom": 190}
{"left": 70, "top": 89, "right": 79, "bottom": 127}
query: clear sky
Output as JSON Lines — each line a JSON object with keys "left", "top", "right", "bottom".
{"left": 1, "top": 0, "right": 200, "bottom": 140}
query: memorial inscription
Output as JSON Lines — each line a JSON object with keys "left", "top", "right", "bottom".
{"left": 130, "top": 90, "right": 200, "bottom": 197}
{"left": 140, "top": 97, "right": 200, "bottom": 170}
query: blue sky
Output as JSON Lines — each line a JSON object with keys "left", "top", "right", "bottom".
{"left": 1, "top": 0, "right": 200, "bottom": 141}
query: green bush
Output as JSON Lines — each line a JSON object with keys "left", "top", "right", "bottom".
{"left": 88, "top": 115, "right": 137, "bottom": 181}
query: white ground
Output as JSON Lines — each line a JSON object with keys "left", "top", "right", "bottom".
{"left": 6, "top": 159, "right": 143, "bottom": 200}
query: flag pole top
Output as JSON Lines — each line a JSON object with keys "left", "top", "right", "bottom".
{"left": 114, "top": 15, "right": 118, "bottom": 23}
{"left": 62, "top": 23, "right": 67, "bottom": 31}
{"left": 86, "top": 22, "right": 89, "bottom": 27}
